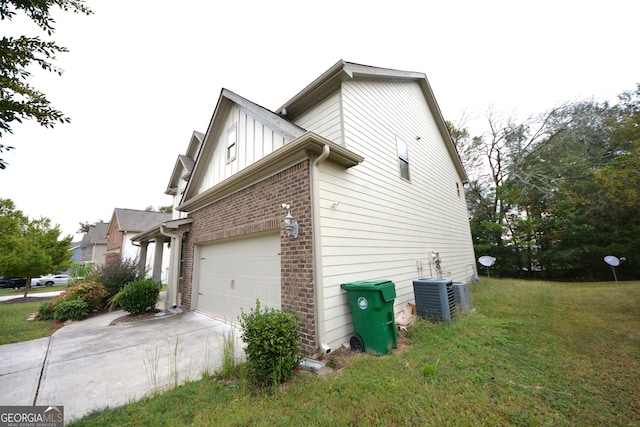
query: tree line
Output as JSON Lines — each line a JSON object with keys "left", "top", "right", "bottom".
{"left": 451, "top": 85, "right": 640, "bottom": 281}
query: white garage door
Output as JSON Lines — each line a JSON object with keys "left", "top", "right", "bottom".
{"left": 196, "top": 232, "right": 281, "bottom": 322}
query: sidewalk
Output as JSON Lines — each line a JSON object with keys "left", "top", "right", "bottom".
{"left": 0, "top": 290, "right": 64, "bottom": 302}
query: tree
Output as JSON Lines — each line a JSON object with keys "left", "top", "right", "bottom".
{"left": 145, "top": 205, "right": 173, "bottom": 213}
{"left": 0, "top": 143, "right": 13, "bottom": 169}
{"left": 456, "top": 87, "right": 640, "bottom": 280}
{"left": 0, "top": 199, "right": 72, "bottom": 297}
{"left": 0, "top": 0, "right": 93, "bottom": 168}
{"left": 77, "top": 220, "right": 103, "bottom": 233}
{"left": 451, "top": 107, "right": 570, "bottom": 277}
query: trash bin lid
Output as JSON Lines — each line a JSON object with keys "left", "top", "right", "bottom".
{"left": 340, "top": 280, "right": 396, "bottom": 301}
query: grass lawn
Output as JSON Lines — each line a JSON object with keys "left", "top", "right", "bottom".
{"left": 0, "top": 285, "right": 67, "bottom": 345}
{"left": 62, "top": 278, "right": 640, "bottom": 426}
{"left": 0, "top": 299, "right": 64, "bottom": 345}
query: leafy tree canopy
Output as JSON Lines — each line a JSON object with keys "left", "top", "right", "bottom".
{"left": 77, "top": 220, "right": 104, "bottom": 234}
{"left": 0, "top": 198, "right": 72, "bottom": 296}
{"left": 145, "top": 205, "right": 173, "bottom": 213}
{"left": 0, "top": 0, "right": 93, "bottom": 168}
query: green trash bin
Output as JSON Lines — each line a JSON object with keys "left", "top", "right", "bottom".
{"left": 340, "top": 280, "right": 398, "bottom": 355}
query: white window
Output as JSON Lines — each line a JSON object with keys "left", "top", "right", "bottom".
{"left": 226, "top": 124, "right": 237, "bottom": 162}
{"left": 396, "top": 134, "right": 410, "bottom": 181}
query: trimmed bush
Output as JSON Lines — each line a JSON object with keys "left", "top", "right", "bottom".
{"left": 57, "top": 281, "right": 109, "bottom": 310}
{"left": 239, "top": 300, "right": 304, "bottom": 387}
{"left": 112, "top": 278, "right": 160, "bottom": 314}
{"left": 96, "top": 257, "right": 144, "bottom": 297}
{"left": 36, "top": 301, "right": 55, "bottom": 321}
{"left": 54, "top": 299, "right": 89, "bottom": 321}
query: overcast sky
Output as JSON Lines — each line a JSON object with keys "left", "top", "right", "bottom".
{"left": 1, "top": 0, "right": 638, "bottom": 240}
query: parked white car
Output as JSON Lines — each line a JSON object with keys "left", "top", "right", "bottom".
{"left": 35, "top": 274, "right": 70, "bottom": 287}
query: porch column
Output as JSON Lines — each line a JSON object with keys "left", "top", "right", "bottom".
{"left": 166, "top": 233, "right": 184, "bottom": 309}
{"left": 152, "top": 238, "right": 164, "bottom": 283}
{"left": 138, "top": 241, "right": 149, "bottom": 277}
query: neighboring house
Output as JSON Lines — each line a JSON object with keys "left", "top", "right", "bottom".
{"left": 79, "top": 221, "right": 109, "bottom": 266}
{"left": 106, "top": 209, "right": 171, "bottom": 283}
{"left": 136, "top": 60, "right": 476, "bottom": 356}
{"left": 70, "top": 241, "right": 82, "bottom": 263}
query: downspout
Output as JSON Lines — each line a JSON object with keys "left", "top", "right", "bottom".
{"left": 312, "top": 144, "right": 331, "bottom": 354}
{"left": 159, "top": 224, "right": 182, "bottom": 308}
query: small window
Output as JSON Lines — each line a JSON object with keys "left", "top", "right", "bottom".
{"left": 396, "top": 134, "right": 410, "bottom": 181}
{"left": 226, "top": 124, "right": 237, "bottom": 162}
{"left": 456, "top": 182, "right": 460, "bottom": 197}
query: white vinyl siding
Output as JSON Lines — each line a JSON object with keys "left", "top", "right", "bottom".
{"left": 317, "top": 80, "right": 476, "bottom": 350}
{"left": 292, "top": 91, "right": 343, "bottom": 144}
{"left": 121, "top": 232, "right": 141, "bottom": 263}
{"left": 195, "top": 105, "right": 291, "bottom": 195}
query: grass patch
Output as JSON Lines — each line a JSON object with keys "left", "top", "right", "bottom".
{"left": 0, "top": 285, "right": 168, "bottom": 344}
{"left": 31, "top": 279, "right": 640, "bottom": 425}
{"left": 0, "top": 301, "right": 64, "bottom": 345}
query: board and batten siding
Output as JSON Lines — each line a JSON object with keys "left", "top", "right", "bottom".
{"left": 316, "top": 79, "right": 476, "bottom": 348}
{"left": 195, "top": 105, "right": 290, "bottom": 195}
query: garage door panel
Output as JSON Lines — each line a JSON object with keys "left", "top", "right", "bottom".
{"left": 196, "top": 232, "right": 280, "bottom": 321}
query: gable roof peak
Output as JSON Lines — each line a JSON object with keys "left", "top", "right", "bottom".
{"left": 276, "top": 60, "right": 426, "bottom": 116}
{"left": 277, "top": 60, "right": 468, "bottom": 183}
{"left": 112, "top": 208, "right": 172, "bottom": 233}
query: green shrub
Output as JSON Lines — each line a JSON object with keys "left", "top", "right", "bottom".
{"left": 111, "top": 278, "right": 160, "bottom": 314}
{"left": 56, "top": 281, "right": 109, "bottom": 310}
{"left": 239, "top": 300, "right": 304, "bottom": 387}
{"left": 36, "top": 301, "right": 55, "bottom": 321}
{"left": 54, "top": 299, "right": 89, "bottom": 321}
{"left": 96, "top": 257, "right": 144, "bottom": 297}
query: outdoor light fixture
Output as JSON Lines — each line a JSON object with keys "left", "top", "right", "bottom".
{"left": 282, "top": 204, "right": 298, "bottom": 238}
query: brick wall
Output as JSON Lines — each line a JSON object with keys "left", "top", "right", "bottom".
{"left": 180, "top": 161, "right": 317, "bottom": 355}
{"left": 105, "top": 225, "right": 124, "bottom": 265}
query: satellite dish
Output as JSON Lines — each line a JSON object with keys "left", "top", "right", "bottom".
{"left": 478, "top": 256, "right": 496, "bottom": 278}
{"left": 604, "top": 256, "right": 620, "bottom": 267}
{"left": 604, "top": 255, "right": 625, "bottom": 283}
{"left": 478, "top": 256, "right": 496, "bottom": 267}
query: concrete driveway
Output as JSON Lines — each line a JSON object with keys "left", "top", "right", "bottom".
{"left": 0, "top": 307, "right": 243, "bottom": 424}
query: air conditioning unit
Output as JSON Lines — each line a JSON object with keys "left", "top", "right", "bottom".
{"left": 452, "top": 282, "right": 473, "bottom": 312}
{"left": 412, "top": 278, "right": 457, "bottom": 322}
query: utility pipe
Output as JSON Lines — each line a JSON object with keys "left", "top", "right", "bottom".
{"left": 312, "top": 144, "right": 331, "bottom": 354}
